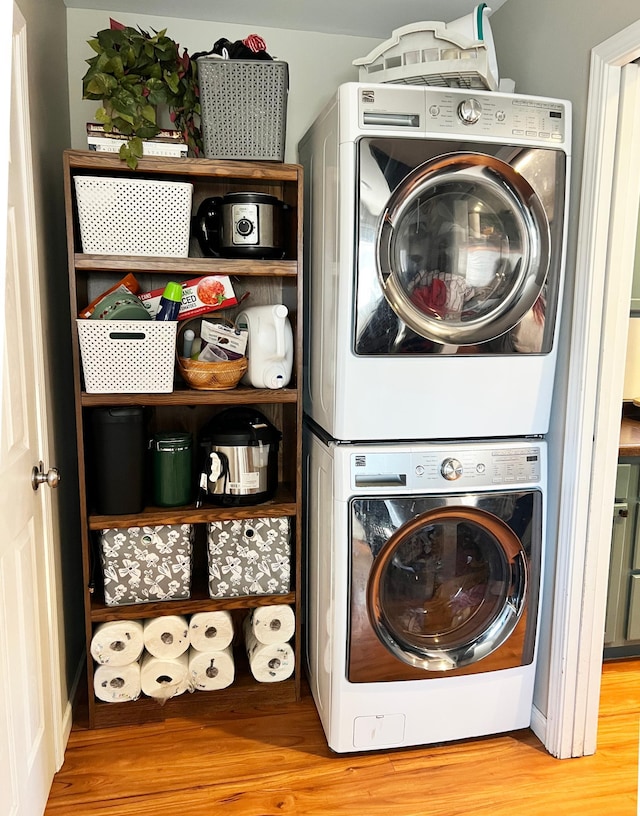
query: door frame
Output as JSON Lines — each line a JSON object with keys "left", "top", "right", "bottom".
{"left": 545, "top": 22, "right": 640, "bottom": 759}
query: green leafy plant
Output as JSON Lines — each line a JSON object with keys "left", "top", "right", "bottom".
{"left": 82, "top": 19, "right": 203, "bottom": 168}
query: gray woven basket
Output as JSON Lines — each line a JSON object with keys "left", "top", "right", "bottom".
{"left": 197, "top": 58, "right": 288, "bottom": 161}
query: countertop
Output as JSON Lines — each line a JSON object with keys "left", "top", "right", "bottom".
{"left": 620, "top": 409, "right": 640, "bottom": 456}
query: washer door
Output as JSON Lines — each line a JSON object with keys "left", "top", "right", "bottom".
{"left": 367, "top": 506, "right": 528, "bottom": 671}
{"left": 376, "top": 152, "right": 551, "bottom": 345}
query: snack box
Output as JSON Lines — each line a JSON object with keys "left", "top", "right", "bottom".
{"left": 140, "top": 276, "right": 237, "bottom": 320}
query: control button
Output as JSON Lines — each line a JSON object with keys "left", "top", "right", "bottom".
{"left": 476, "top": 463, "right": 486, "bottom": 474}
{"left": 236, "top": 217, "right": 254, "bottom": 236}
{"left": 512, "top": 128, "right": 524, "bottom": 136}
{"left": 429, "top": 104, "right": 441, "bottom": 117}
{"left": 441, "top": 457, "right": 463, "bottom": 481}
{"left": 415, "top": 465, "right": 425, "bottom": 476}
{"left": 526, "top": 130, "right": 537, "bottom": 137}
{"left": 495, "top": 110, "right": 506, "bottom": 122}
{"left": 457, "top": 98, "right": 482, "bottom": 125}
{"left": 539, "top": 132, "right": 550, "bottom": 138}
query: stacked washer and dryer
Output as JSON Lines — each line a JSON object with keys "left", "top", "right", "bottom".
{"left": 298, "top": 82, "right": 570, "bottom": 753}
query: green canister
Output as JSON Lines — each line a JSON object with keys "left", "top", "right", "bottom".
{"left": 152, "top": 432, "right": 193, "bottom": 507}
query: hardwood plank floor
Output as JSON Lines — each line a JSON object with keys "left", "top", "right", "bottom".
{"left": 45, "top": 660, "right": 639, "bottom": 816}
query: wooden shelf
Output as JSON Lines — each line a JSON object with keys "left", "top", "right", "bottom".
{"left": 74, "top": 254, "right": 298, "bottom": 277}
{"left": 89, "top": 590, "right": 297, "bottom": 623}
{"left": 65, "top": 149, "right": 304, "bottom": 728}
{"left": 64, "top": 149, "right": 301, "bottom": 182}
{"left": 88, "top": 660, "right": 297, "bottom": 729}
{"left": 88, "top": 491, "right": 298, "bottom": 530}
{"left": 81, "top": 385, "right": 298, "bottom": 407}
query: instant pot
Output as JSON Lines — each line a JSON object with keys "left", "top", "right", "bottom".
{"left": 198, "top": 408, "right": 281, "bottom": 506}
{"left": 194, "top": 192, "right": 287, "bottom": 259}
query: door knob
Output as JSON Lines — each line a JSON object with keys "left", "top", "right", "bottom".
{"left": 31, "top": 461, "right": 61, "bottom": 491}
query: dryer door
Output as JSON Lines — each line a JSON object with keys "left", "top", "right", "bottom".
{"left": 374, "top": 152, "right": 551, "bottom": 346}
{"left": 362, "top": 504, "right": 530, "bottom": 674}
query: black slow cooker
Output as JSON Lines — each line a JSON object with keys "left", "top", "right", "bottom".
{"left": 193, "top": 192, "right": 287, "bottom": 259}
{"left": 198, "top": 408, "right": 281, "bottom": 506}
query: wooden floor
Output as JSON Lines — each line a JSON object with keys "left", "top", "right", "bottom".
{"left": 45, "top": 660, "right": 639, "bottom": 816}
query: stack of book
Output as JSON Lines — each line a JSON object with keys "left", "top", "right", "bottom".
{"left": 86, "top": 123, "right": 188, "bottom": 158}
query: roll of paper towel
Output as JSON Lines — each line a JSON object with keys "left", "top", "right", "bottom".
{"left": 244, "top": 627, "right": 295, "bottom": 683}
{"left": 246, "top": 605, "right": 295, "bottom": 645}
{"left": 188, "top": 646, "right": 235, "bottom": 691}
{"left": 90, "top": 620, "right": 144, "bottom": 666}
{"left": 143, "top": 615, "right": 190, "bottom": 659}
{"left": 94, "top": 662, "right": 141, "bottom": 703}
{"left": 188, "top": 610, "right": 234, "bottom": 652}
{"left": 140, "top": 651, "right": 190, "bottom": 699}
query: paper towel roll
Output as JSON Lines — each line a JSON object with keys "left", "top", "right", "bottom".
{"left": 90, "top": 620, "right": 144, "bottom": 666}
{"left": 188, "top": 645, "right": 235, "bottom": 691}
{"left": 246, "top": 605, "right": 295, "bottom": 645}
{"left": 188, "top": 611, "right": 234, "bottom": 652}
{"left": 94, "top": 662, "right": 141, "bottom": 703}
{"left": 140, "top": 651, "right": 190, "bottom": 699}
{"left": 244, "top": 628, "right": 295, "bottom": 683}
{"left": 143, "top": 615, "right": 190, "bottom": 659}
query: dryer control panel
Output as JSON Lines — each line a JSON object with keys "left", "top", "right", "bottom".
{"left": 424, "top": 90, "right": 567, "bottom": 144}
{"left": 351, "top": 445, "right": 542, "bottom": 491}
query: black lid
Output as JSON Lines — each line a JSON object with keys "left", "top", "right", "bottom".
{"left": 222, "top": 192, "right": 281, "bottom": 206}
{"left": 201, "top": 408, "right": 281, "bottom": 446}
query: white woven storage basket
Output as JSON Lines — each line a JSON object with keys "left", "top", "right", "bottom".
{"left": 197, "top": 58, "right": 288, "bottom": 161}
{"left": 74, "top": 176, "right": 193, "bottom": 256}
{"left": 77, "top": 319, "right": 177, "bottom": 393}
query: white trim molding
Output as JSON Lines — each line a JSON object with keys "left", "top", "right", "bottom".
{"left": 546, "top": 22, "right": 640, "bottom": 759}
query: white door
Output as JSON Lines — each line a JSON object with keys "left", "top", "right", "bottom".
{"left": 0, "top": 6, "right": 62, "bottom": 814}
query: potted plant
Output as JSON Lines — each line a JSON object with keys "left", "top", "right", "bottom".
{"left": 82, "top": 19, "right": 203, "bottom": 168}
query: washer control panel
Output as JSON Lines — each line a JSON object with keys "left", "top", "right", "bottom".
{"left": 351, "top": 445, "right": 541, "bottom": 491}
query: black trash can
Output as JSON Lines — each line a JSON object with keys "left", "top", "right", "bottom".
{"left": 90, "top": 407, "right": 146, "bottom": 515}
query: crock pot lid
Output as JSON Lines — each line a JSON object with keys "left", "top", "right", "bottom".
{"left": 222, "top": 192, "right": 281, "bottom": 205}
{"left": 202, "top": 409, "right": 280, "bottom": 445}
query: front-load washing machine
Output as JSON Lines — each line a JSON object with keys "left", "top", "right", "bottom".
{"left": 305, "top": 423, "right": 545, "bottom": 753}
{"left": 298, "top": 82, "right": 571, "bottom": 441}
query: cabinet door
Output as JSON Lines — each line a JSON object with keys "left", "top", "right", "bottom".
{"left": 626, "top": 573, "right": 640, "bottom": 641}
{"left": 604, "top": 501, "right": 628, "bottom": 644}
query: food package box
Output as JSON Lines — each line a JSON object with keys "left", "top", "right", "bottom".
{"left": 207, "top": 517, "right": 291, "bottom": 598}
{"left": 140, "top": 276, "right": 237, "bottom": 320}
{"left": 99, "top": 525, "right": 193, "bottom": 606}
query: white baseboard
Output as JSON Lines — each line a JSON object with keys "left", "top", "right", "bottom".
{"left": 530, "top": 703, "right": 548, "bottom": 753}
{"left": 56, "top": 654, "right": 85, "bottom": 772}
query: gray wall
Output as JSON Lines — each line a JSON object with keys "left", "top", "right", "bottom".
{"left": 15, "top": 0, "right": 84, "bottom": 719}
{"left": 66, "top": 9, "right": 381, "bottom": 163}
{"left": 491, "top": 1, "right": 640, "bottom": 715}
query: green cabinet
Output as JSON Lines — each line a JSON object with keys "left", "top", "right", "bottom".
{"left": 604, "top": 461, "right": 640, "bottom": 656}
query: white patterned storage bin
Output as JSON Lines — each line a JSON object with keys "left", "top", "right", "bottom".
{"left": 197, "top": 58, "right": 288, "bottom": 161}
{"left": 77, "top": 319, "right": 177, "bottom": 393}
{"left": 74, "top": 175, "right": 193, "bottom": 256}
{"left": 207, "top": 517, "right": 291, "bottom": 598}
{"left": 99, "top": 525, "right": 194, "bottom": 606}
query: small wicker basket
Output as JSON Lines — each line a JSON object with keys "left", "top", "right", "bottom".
{"left": 176, "top": 353, "right": 248, "bottom": 391}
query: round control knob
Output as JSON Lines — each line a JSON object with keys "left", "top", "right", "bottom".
{"left": 457, "top": 98, "right": 482, "bottom": 125}
{"left": 441, "top": 458, "right": 463, "bottom": 481}
{"left": 236, "top": 217, "right": 254, "bottom": 236}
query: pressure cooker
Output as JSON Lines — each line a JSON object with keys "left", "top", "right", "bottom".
{"left": 194, "top": 192, "right": 287, "bottom": 259}
{"left": 197, "top": 408, "right": 281, "bottom": 506}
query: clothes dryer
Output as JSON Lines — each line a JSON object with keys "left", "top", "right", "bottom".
{"left": 299, "top": 83, "right": 571, "bottom": 440}
{"left": 305, "top": 424, "right": 545, "bottom": 752}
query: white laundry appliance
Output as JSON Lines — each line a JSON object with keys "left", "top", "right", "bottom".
{"left": 298, "top": 83, "right": 571, "bottom": 441}
{"left": 305, "top": 424, "right": 546, "bottom": 753}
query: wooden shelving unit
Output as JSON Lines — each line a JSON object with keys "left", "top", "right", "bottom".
{"left": 63, "top": 150, "right": 303, "bottom": 728}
